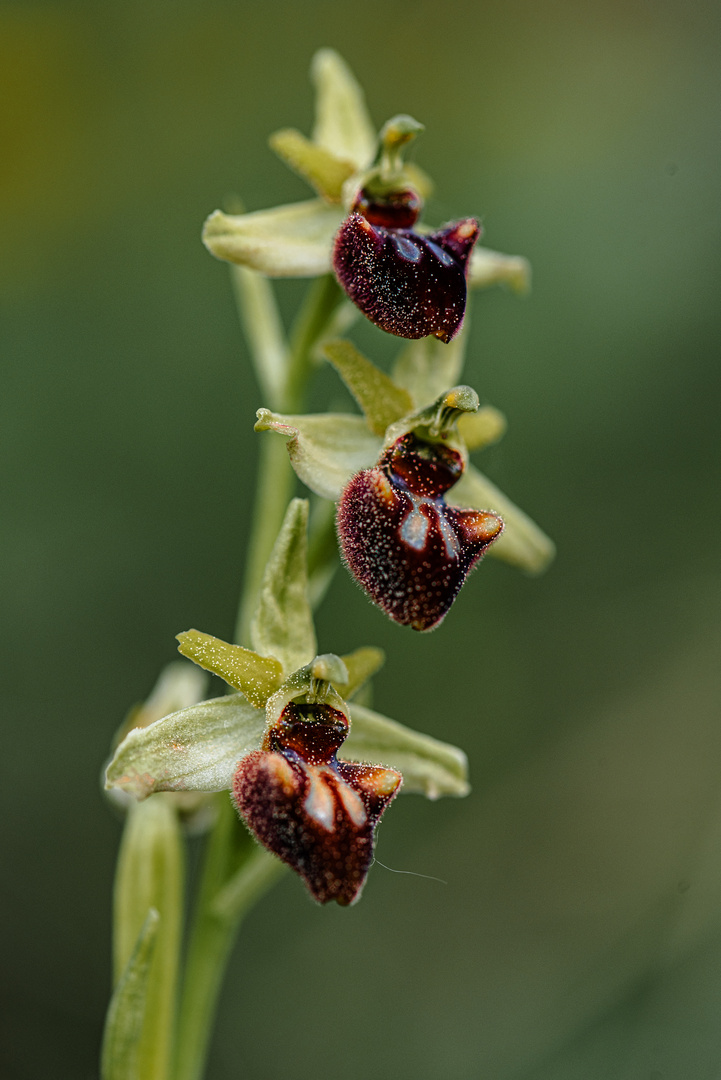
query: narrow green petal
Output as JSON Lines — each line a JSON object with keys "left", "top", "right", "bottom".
{"left": 392, "top": 332, "right": 467, "bottom": 408}
{"left": 176, "top": 629, "right": 283, "bottom": 708}
{"left": 447, "top": 463, "right": 556, "bottom": 574}
{"left": 255, "top": 408, "right": 380, "bottom": 500}
{"left": 202, "top": 200, "right": 341, "bottom": 277}
{"left": 346, "top": 704, "right": 470, "bottom": 799}
{"left": 457, "top": 405, "right": 507, "bottom": 451}
{"left": 323, "top": 338, "right": 413, "bottom": 436}
{"left": 105, "top": 695, "right": 266, "bottom": 798}
{"left": 269, "top": 128, "right": 356, "bottom": 202}
{"left": 337, "top": 646, "right": 385, "bottom": 700}
{"left": 469, "top": 246, "right": 531, "bottom": 294}
{"left": 311, "top": 48, "right": 376, "bottom": 169}
{"left": 101, "top": 909, "right": 160, "bottom": 1080}
{"left": 250, "top": 498, "right": 317, "bottom": 673}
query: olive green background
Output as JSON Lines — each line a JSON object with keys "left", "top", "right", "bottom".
{"left": 2, "top": 1, "right": 721, "bottom": 1077}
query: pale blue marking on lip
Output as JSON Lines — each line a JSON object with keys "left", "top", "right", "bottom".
{"left": 400, "top": 498, "right": 430, "bottom": 550}
{"left": 392, "top": 233, "right": 423, "bottom": 263}
{"left": 425, "top": 239, "right": 456, "bottom": 268}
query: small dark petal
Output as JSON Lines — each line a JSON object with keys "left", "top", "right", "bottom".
{"left": 337, "top": 435, "right": 503, "bottom": 631}
{"left": 233, "top": 702, "right": 401, "bottom": 905}
{"left": 332, "top": 213, "right": 480, "bottom": 342}
{"left": 429, "top": 219, "right": 480, "bottom": 272}
{"left": 353, "top": 187, "right": 421, "bottom": 229}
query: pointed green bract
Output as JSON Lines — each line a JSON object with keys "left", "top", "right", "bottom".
{"left": 202, "top": 199, "right": 341, "bottom": 277}
{"left": 250, "top": 498, "right": 317, "bottom": 673}
{"left": 392, "top": 332, "right": 467, "bottom": 409}
{"left": 469, "top": 246, "right": 531, "bottom": 294}
{"left": 105, "top": 695, "right": 266, "bottom": 799}
{"left": 255, "top": 408, "right": 380, "bottom": 500}
{"left": 323, "top": 338, "right": 413, "bottom": 436}
{"left": 457, "top": 405, "right": 507, "bottom": 451}
{"left": 111, "top": 794, "right": 183, "bottom": 1080}
{"left": 230, "top": 264, "right": 288, "bottom": 410}
{"left": 101, "top": 908, "right": 160, "bottom": 1080}
{"left": 448, "top": 463, "right": 556, "bottom": 574}
{"left": 345, "top": 704, "right": 470, "bottom": 799}
{"left": 311, "top": 48, "right": 376, "bottom": 169}
{"left": 269, "top": 128, "right": 355, "bottom": 203}
{"left": 337, "top": 646, "right": 385, "bottom": 700}
{"left": 176, "top": 630, "right": 283, "bottom": 709}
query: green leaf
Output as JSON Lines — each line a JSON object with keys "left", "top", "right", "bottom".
{"left": 110, "top": 794, "right": 184, "bottom": 1080}
{"left": 176, "top": 629, "right": 283, "bottom": 709}
{"left": 392, "top": 332, "right": 467, "bottom": 408}
{"left": 310, "top": 48, "right": 376, "bottom": 169}
{"left": 323, "top": 338, "right": 413, "bottom": 436}
{"left": 229, "top": 264, "right": 288, "bottom": 410}
{"left": 447, "top": 463, "right": 556, "bottom": 574}
{"left": 269, "top": 128, "right": 356, "bottom": 202}
{"left": 337, "top": 646, "right": 385, "bottom": 700}
{"left": 105, "top": 695, "right": 266, "bottom": 799}
{"left": 101, "top": 908, "right": 160, "bottom": 1080}
{"left": 250, "top": 498, "right": 317, "bottom": 673}
{"left": 255, "top": 408, "right": 380, "bottom": 500}
{"left": 346, "top": 704, "right": 470, "bottom": 799}
{"left": 469, "top": 246, "right": 531, "bottom": 294}
{"left": 457, "top": 405, "right": 507, "bottom": 451}
{"left": 202, "top": 199, "right": 341, "bottom": 277}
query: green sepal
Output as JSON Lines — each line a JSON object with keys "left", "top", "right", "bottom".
{"left": 345, "top": 704, "right": 470, "bottom": 799}
{"left": 447, "top": 463, "right": 556, "bottom": 574}
{"left": 392, "top": 332, "right": 467, "bottom": 408}
{"left": 202, "top": 199, "right": 341, "bottom": 277}
{"left": 110, "top": 794, "right": 184, "bottom": 1080}
{"left": 255, "top": 408, "right": 380, "bottom": 500}
{"left": 323, "top": 338, "right": 414, "bottom": 436}
{"left": 105, "top": 695, "right": 266, "bottom": 798}
{"left": 457, "top": 405, "right": 507, "bottom": 451}
{"left": 176, "top": 629, "right": 283, "bottom": 708}
{"left": 269, "top": 128, "right": 356, "bottom": 202}
{"left": 469, "top": 246, "right": 531, "bottom": 294}
{"left": 310, "top": 48, "right": 377, "bottom": 169}
{"left": 250, "top": 498, "right": 317, "bottom": 673}
{"left": 337, "top": 646, "right": 385, "bottom": 700}
{"left": 101, "top": 908, "right": 160, "bottom": 1080}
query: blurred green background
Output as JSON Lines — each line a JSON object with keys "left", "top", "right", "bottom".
{"left": 2, "top": 0, "right": 721, "bottom": 1077}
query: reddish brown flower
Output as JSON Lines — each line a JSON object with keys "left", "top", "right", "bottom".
{"left": 233, "top": 700, "right": 401, "bottom": 905}
{"left": 337, "top": 432, "right": 503, "bottom": 631}
{"left": 333, "top": 185, "right": 479, "bottom": 343}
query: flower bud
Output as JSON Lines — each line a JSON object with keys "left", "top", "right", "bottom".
{"left": 337, "top": 432, "right": 503, "bottom": 630}
{"left": 233, "top": 700, "right": 401, "bottom": 905}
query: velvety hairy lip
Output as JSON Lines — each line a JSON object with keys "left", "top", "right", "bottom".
{"left": 338, "top": 433, "right": 503, "bottom": 631}
{"left": 333, "top": 214, "right": 480, "bottom": 342}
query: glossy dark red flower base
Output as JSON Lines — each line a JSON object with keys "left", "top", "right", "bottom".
{"left": 233, "top": 701, "right": 401, "bottom": 905}
{"left": 337, "top": 433, "right": 503, "bottom": 631}
{"left": 333, "top": 214, "right": 480, "bottom": 342}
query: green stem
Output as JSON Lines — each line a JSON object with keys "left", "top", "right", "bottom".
{"left": 284, "top": 273, "right": 343, "bottom": 412}
{"left": 175, "top": 273, "right": 343, "bottom": 1080}
{"left": 173, "top": 800, "right": 281, "bottom": 1080}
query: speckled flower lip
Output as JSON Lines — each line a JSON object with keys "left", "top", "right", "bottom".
{"left": 233, "top": 700, "right": 402, "bottom": 905}
{"left": 333, "top": 200, "right": 480, "bottom": 342}
{"left": 337, "top": 432, "right": 503, "bottom": 631}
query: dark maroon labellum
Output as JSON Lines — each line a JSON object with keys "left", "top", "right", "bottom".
{"left": 233, "top": 701, "right": 401, "bottom": 906}
{"left": 333, "top": 204, "right": 480, "bottom": 343}
{"left": 337, "top": 433, "right": 503, "bottom": 631}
